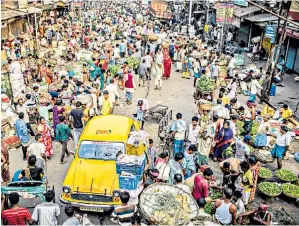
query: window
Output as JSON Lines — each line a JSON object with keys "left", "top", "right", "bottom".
{"left": 78, "top": 141, "right": 125, "bottom": 160}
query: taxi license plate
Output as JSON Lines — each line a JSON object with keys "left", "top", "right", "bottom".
{"left": 79, "top": 207, "right": 104, "bottom": 212}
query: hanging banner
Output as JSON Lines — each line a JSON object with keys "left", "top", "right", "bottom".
{"left": 265, "top": 25, "right": 276, "bottom": 44}
{"left": 262, "top": 37, "right": 272, "bottom": 54}
{"left": 216, "top": 1, "right": 234, "bottom": 24}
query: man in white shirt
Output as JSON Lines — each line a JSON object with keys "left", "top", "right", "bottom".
{"left": 28, "top": 134, "right": 46, "bottom": 169}
{"left": 188, "top": 116, "right": 201, "bottom": 145}
{"left": 32, "top": 190, "right": 60, "bottom": 225}
{"left": 171, "top": 113, "right": 187, "bottom": 154}
{"left": 249, "top": 76, "right": 263, "bottom": 103}
{"left": 235, "top": 136, "right": 251, "bottom": 161}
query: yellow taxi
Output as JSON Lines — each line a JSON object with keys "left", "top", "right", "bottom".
{"left": 60, "top": 115, "right": 139, "bottom": 212}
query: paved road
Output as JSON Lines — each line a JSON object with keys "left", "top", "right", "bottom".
{"left": 7, "top": 65, "right": 299, "bottom": 224}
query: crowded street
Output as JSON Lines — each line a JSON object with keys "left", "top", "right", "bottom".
{"left": 1, "top": 0, "right": 299, "bottom": 225}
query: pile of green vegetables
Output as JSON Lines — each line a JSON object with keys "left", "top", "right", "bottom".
{"left": 127, "top": 57, "right": 140, "bottom": 69}
{"left": 258, "top": 182, "right": 281, "bottom": 196}
{"left": 282, "top": 183, "right": 299, "bottom": 198}
{"left": 276, "top": 169, "right": 297, "bottom": 182}
{"left": 258, "top": 167, "right": 273, "bottom": 179}
{"left": 108, "top": 65, "right": 121, "bottom": 76}
{"left": 210, "top": 190, "right": 223, "bottom": 200}
{"left": 204, "top": 202, "right": 214, "bottom": 215}
{"left": 236, "top": 121, "right": 245, "bottom": 135}
{"left": 251, "top": 121, "right": 259, "bottom": 135}
{"left": 197, "top": 76, "right": 216, "bottom": 93}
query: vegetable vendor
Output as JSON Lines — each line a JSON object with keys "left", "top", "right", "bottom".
{"left": 240, "top": 161, "right": 254, "bottom": 207}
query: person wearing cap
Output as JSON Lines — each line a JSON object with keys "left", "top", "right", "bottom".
{"left": 174, "top": 173, "right": 191, "bottom": 194}
{"left": 238, "top": 203, "right": 272, "bottom": 225}
{"left": 271, "top": 126, "right": 291, "bottom": 169}
{"left": 136, "top": 98, "right": 149, "bottom": 130}
{"left": 235, "top": 135, "right": 251, "bottom": 161}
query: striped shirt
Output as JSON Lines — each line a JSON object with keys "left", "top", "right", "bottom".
{"left": 32, "top": 202, "right": 60, "bottom": 225}
{"left": 112, "top": 204, "right": 137, "bottom": 223}
{"left": 1, "top": 207, "right": 32, "bottom": 225}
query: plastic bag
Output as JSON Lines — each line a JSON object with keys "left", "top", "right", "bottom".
{"left": 273, "top": 110, "right": 280, "bottom": 120}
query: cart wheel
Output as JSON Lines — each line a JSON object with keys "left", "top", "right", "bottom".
{"left": 4, "top": 194, "right": 10, "bottom": 209}
{"left": 52, "top": 185, "right": 56, "bottom": 203}
{"left": 162, "top": 110, "right": 167, "bottom": 117}
{"left": 157, "top": 116, "right": 163, "bottom": 123}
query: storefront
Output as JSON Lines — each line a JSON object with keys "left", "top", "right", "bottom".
{"left": 281, "top": 28, "right": 299, "bottom": 73}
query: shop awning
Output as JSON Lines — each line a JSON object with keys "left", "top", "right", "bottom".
{"left": 1, "top": 9, "right": 27, "bottom": 21}
{"left": 245, "top": 13, "right": 278, "bottom": 22}
{"left": 233, "top": 6, "right": 261, "bottom": 18}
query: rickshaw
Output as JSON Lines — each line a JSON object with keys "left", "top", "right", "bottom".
{"left": 1, "top": 170, "right": 54, "bottom": 209}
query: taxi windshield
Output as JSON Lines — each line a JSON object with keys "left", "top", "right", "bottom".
{"left": 78, "top": 141, "right": 125, "bottom": 160}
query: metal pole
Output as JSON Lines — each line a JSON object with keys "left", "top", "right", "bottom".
{"left": 248, "top": 24, "right": 252, "bottom": 48}
{"left": 206, "top": 0, "right": 209, "bottom": 24}
{"left": 188, "top": 0, "right": 192, "bottom": 26}
{"left": 267, "top": 1, "right": 291, "bottom": 98}
{"left": 34, "top": 6, "right": 37, "bottom": 39}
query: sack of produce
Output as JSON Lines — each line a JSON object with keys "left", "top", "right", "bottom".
{"left": 252, "top": 36, "right": 261, "bottom": 43}
{"left": 162, "top": 41, "right": 169, "bottom": 49}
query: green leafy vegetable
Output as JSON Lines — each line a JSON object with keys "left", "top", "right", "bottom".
{"left": 197, "top": 76, "right": 216, "bottom": 93}
{"left": 204, "top": 202, "right": 214, "bottom": 215}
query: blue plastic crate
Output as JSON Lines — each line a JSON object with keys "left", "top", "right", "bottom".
{"left": 119, "top": 175, "right": 141, "bottom": 190}
{"left": 116, "top": 163, "right": 145, "bottom": 175}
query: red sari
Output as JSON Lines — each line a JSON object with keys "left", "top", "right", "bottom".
{"left": 163, "top": 56, "right": 172, "bottom": 78}
{"left": 38, "top": 124, "right": 53, "bottom": 157}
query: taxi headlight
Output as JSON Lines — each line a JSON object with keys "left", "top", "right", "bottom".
{"left": 63, "top": 186, "right": 71, "bottom": 193}
{"left": 113, "top": 190, "right": 120, "bottom": 197}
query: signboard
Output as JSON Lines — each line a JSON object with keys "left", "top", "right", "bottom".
{"left": 216, "top": 1, "right": 234, "bottom": 23}
{"left": 18, "top": 0, "right": 28, "bottom": 9}
{"left": 234, "top": 0, "right": 248, "bottom": 7}
{"left": 289, "top": 1, "right": 299, "bottom": 21}
{"left": 265, "top": 25, "right": 276, "bottom": 44}
{"left": 279, "top": 27, "right": 299, "bottom": 40}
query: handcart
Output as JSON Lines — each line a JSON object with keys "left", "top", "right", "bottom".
{"left": 145, "top": 104, "right": 169, "bottom": 123}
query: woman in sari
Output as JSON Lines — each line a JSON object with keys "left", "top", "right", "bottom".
{"left": 163, "top": 53, "right": 172, "bottom": 79}
{"left": 37, "top": 116, "right": 53, "bottom": 158}
{"left": 182, "top": 52, "right": 190, "bottom": 79}
{"left": 248, "top": 156, "right": 260, "bottom": 203}
{"left": 52, "top": 99, "right": 66, "bottom": 139}
{"left": 124, "top": 69, "right": 136, "bottom": 105}
{"left": 213, "top": 121, "right": 234, "bottom": 162}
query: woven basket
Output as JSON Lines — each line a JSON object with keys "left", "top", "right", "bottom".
{"left": 258, "top": 182, "right": 282, "bottom": 197}
{"left": 148, "top": 35, "right": 158, "bottom": 41}
{"left": 198, "top": 103, "right": 212, "bottom": 111}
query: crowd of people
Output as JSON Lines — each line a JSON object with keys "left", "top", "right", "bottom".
{"left": 1, "top": 1, "right": 297, "bottom": 226}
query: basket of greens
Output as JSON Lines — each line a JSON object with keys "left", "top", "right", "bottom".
{"left": 258, "top": 182, "right": 282, "bottom": 197}
{"left": 282, "top": 183, "right": 299, "bottom": 199}
{"left": 275, "top": 169, "right": 297, "bottom": 182}
{"left": 258, "top": 167, "right": 273, "bottom": 179}
{"left": 204, "top": 202, "right": 214, "bottom": 215}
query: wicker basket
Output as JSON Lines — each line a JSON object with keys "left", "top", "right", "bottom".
{"left": 258, "top": 182, "right": 282, "bottom": 197}
{"left": 282, "top": 183, "right": 299, "bottom": 199}
{"left": 148, "top": 35, "right": 158, "bottom": 41}
{"left": 198, "top": 103, "right": 212, "bottom": 111}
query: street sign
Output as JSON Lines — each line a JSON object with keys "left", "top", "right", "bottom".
{"left": 234, "top": 0, "right": 248, "bottom": 7}
{"left": 265, "top": 25, "right": 276, "bottom": 44}
{"left": 216, "top": 1, "right": 234, "bottom": 24}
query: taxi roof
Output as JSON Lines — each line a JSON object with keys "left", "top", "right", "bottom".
{"left": 79, "top": 115, "right": 134, "bottom": 142}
